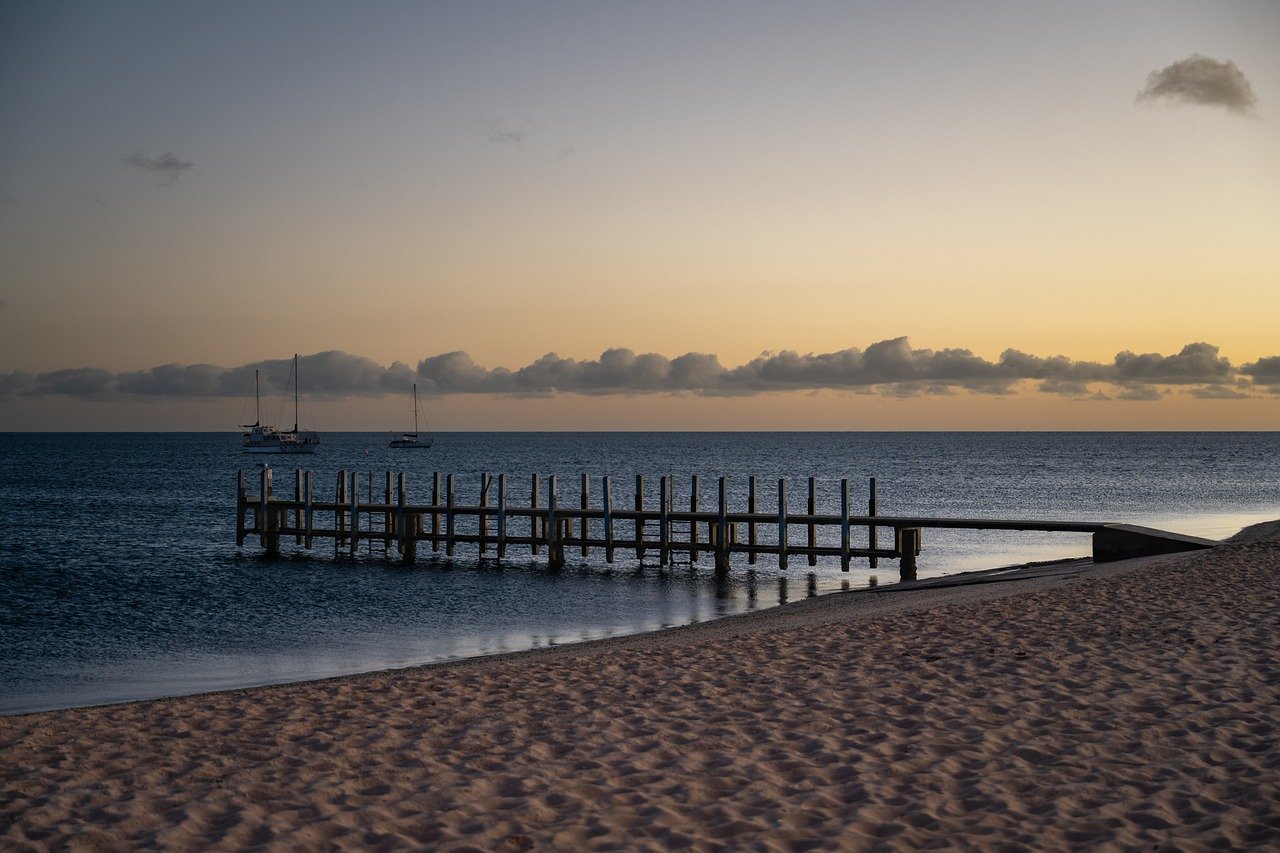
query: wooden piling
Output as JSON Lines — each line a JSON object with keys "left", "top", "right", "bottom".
{"left": 778, "top": 478, "right": 788, "bottom": 570}
{"left": 748, "top": 475, "right": 757, "bottom": 565}
{"left": 479, "top": 473, "right": 490, "bottom": 556}
{"left": 898, "top": 527, "right": 921, "bottom": 581}
{"left": 547, "top": 475, "right": 563, "bottom": 569}
{"left": 396, "top": 472, "right": 407, "bottom": 559}
{"left": 634, "top": 474, "right": 645, "bottom": 558}
{"left": 431, "top": 472, "right": 441, "bottom": 552}
{"left": 295, "top": 470, "right": 303, "bottom": 545}
{"left": 258, "top": 466, "right": 272, "bottom": 549}
{"left": 497, "top": 473, "right": 508, "bottom": 559}
{"left": 304, "top": 470, "right": 313, "bottom": 550}
{"left": 580, "top": 473, "right": 590, "bottom": 557}
{"left": 869, "top": 477, "right": 878, "bottom": 569}
{"left": 236, "top": 470, "right": 246, "bottom": 547}
{"left": 530, "top": 474, "right": 540, "bottom": 556}
{"left": 807, "top": 476, "right": 817, "bottom": 567}
{"left": 715, "top": 476, "right": 729, "bottom": 577}
{"left": 445, "top": 473, "right": 455, "bottom": 557}
{"left": 335, "top": 470, "right": 346, "bottom": 559}
{"left": 689, "top": 475, "right": 700, "bottom": 562}
{"left": 839, "top": 478, "right": 850, "bottom": 572}
{"left": 349, "top": 471, "right": 359, "bottom": 558}
{"left": 603, "top": 475, "right": 614, "bottom": 563}
{"left": 659, "top": 476, "right": 670, "bottom": 567}
{"left": 384, "top": 471, "right": 393, "bottom": 549}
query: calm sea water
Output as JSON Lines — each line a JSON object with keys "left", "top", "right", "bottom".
{"left": 2, "top": 432, "right": 1277, "bottom": 715}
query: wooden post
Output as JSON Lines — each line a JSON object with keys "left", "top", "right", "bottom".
{"left": 304, "top": 470, "right": 314, "bottom": 550}
{"left": 445, "top": 473, "right": 455, "bottom": 557}
{"left": 580, "top": 473, "right": 590, "bottom": 557}
{"left": 547, "top": 475, "right": 563, "bottom": 569}
{"left": 497, "top": 473, "right": 508, "bottom": 559}
{"left": 335, "top": 470, "right": 346, "bottom": 559}
{"left": 431, "top": 472, "right": 440, "bottom": 552}
{"left": 807, "top": 476, "right": 818, "bottom": 567}
{"left": 265, "top": 505, "right": 281, "bottom": 557}
{"left": 479, "top": 473, "right": 490, "bottom": 556}
{"left": 777, "top": 478, "right": 788, "bottom": 570}
{"left": 603, "top": 475, "right": 614, "bottom": 563}
{"left": 396, "top": 472, "right": 407, "bottom": 558}
{"left": 349, "top": 471, "right": 359, "bottom": 558}
{"left": 839, "top": 478, "right": 850, "bottom": 572}
{"left": 530, "top": 474, "right": 540, "bottom": 556}
{"left": 384, "top": 471, "right": 393, "bottom": 549}
{"left": 634, "top": 474, "right": 645, "bottom": 559}
{"left": 659, "top": 475, "right": 670, "bottom": 567}
{"left": 258, "top": 466, "right": 271, "bottom": 548}
{"left": 295, "top": 469, "right": 303, "bottom": 545}
{"left": 714, "top": 476, "right": 729, "bottom": 577}
{"left": 236, "top": 470, "right": 246, "bottom": 547}
{"left": 689, "top": 475, "right": 700, "bottom": 562}
{"left": 898, "top": 527, "right": 920, "bottom": 582}
{"left": 748, "top": 475, "right": 757, "bottom": 565}
{"left": 868, "top": 477, "right": 878, "bottom": 569}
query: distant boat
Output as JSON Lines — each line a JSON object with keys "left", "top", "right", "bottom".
{"left": 389, "top": 383, "right": 433, "bottom": 449}
{"left": 241, "top": 354, "right": 320, "bottom": 454}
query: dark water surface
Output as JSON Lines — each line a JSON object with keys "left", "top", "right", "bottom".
{"left": 2, "top": 432, "right": 1277, "bottom": 714}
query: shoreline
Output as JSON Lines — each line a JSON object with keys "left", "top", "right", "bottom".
{"left": 4, "top": 553, "right": 1100, "bottom": 720}
{"left": 4, "top": 530, "right": 1277, "bottom": 848}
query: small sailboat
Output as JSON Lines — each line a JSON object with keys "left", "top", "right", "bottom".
{"left": 389, "top": 384, "right": 433, "bottom": 449}
{"left": 241, "top": 354, "right": 320, "bottom": 454}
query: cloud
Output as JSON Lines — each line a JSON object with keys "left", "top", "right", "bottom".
{"left": 1241, "top": 356, "right": 1280, "bottom": 394}
{"left": 485, "top": 119, "right": 532, "bottom": 146}
{"left": 2, "top": 341, "right": 1277, "bottom": 402}
{"left": 123, "top": 150, "right": 194, "bottom": 182}
{"left": 1136, "top": 54, "right": 1259, "bottom": 115}
{"left": 1112, "top": 342, "right": 1233, "bottom": 384}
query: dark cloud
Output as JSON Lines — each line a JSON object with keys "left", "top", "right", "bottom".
{"left": 1136, "top": 55, "right": 1259, "bottom": 115}
{"left": 1241, "top": 356, "right": 1280, "bottom": 387}
{"left": 485, "top": 119, "right": 531, "bottom": 146}
{"left": 123, "top": 150, "right": 194, "bottom": 182}
{"left": 1190, "top": 385, "right": 1252, "bottom": 400}
{"left": 1113, "top": 342, "right": 1233, "bottom": 384}
{"left": 1115, "top": 384, "right": 1163, "bottom": 402}
{"left": 2, "top": 341, "right": 1276, "bottom": 402}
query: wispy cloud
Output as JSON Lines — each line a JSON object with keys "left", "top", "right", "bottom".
{"left": 123, "top": 150, "right": 195, "bottom": 183}
{"left": 484, "top": 119, "right": 533, "bottom": 147}
{"left": 1136, "top": 54, "right": 1259, "bottom": 116}
{"left": 3, "top": 341, "right": 1276, "bottom": 402}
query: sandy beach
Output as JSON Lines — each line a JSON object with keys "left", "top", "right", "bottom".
{"left": 3, "top": 531, "right": 1278, "bottom": 851}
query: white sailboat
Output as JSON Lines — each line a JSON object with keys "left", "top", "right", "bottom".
{"left": 241, "top": 354, "right": 320, "bottom": 454}
{"left": 389, "top": 383, "right": 433, "bottom": 449}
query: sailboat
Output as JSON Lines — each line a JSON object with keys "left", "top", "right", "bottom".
{"left": 389, "top": 383, "right": 433, "bottom": 449}
{"left": 240, "top": 354, "right": 320, "bottom": 454}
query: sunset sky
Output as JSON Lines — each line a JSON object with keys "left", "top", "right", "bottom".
{"left": 2, "top": 1, "right": 1278, "bottom": 430}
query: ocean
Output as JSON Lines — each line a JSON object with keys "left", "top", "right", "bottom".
{"left": 2, "top": 431, "right": 1277, "bottom": 715}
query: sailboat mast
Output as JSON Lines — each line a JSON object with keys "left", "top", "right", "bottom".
{"left": 413, "top": 384, "right": 418, "bottom": 434}
{"left": 254, "top": 370, "right": 261, "bottom": 425}
{"left": 293, "top": 354, "right": 300, "bottom": 433}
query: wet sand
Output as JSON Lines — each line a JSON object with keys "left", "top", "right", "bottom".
{"left": 3, "top": 533, "right": 1278, "bottom": 850}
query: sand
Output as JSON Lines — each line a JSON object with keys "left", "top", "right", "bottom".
{"left": 3, "top": 535, "right": 1279, "bottom": 851}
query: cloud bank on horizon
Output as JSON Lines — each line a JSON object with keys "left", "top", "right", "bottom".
{"left": 1136, "top": 54, "right": 1259, "bottom": 115}
{"left": 2, "top": 340, "right": 1277, "bottom": 403}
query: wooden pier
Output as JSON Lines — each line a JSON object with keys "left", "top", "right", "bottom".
{"left": 235, "top": 468, "right": 1218, "bottom": 582}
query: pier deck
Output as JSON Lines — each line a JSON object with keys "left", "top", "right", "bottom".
{"left": 236, "top": 468, "right": 1217, "bottom": 581}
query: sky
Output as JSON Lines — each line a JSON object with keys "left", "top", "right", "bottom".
{"left": 2, "top": 0, "right": 1278, "bottom": 430}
